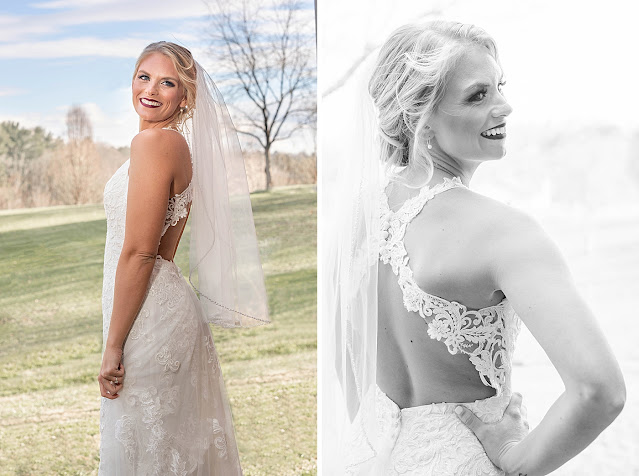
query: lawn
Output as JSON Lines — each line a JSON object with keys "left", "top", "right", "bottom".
{"left": 0, "top": 185, "right": 317, "bottom": 476}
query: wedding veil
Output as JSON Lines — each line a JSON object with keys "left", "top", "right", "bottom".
{"left": 320, "top": 51, "right": 384, "bottom": 473}
{"left": 185, "top": 62, "right": 270, "bottom": 328}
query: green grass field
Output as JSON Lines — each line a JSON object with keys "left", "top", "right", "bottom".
{"left": 0, "top": 185, "right": 317, "bottom": 476}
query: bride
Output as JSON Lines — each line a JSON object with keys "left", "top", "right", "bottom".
{"left": 323, "top": 21, "right": 625, "bottom": 475}
{"left": 97, "top": 42, "right": 269, "bottom": 474}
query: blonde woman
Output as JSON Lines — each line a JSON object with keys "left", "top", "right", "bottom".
{"left": 97, "top": 42, "right": 269, "bottom": 474}
{"left": 326, "top": 21, "right": 625, "bottom": 475}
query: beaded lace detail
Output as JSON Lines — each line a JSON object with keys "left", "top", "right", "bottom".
{"left": 162, "top": 179, "right": 193, "bottom": 237}
{"left": 379, "top": 177, "right": 521, "bottom": 395}
{"left": 161, "top": 127, "right": 194, "bottom": 237}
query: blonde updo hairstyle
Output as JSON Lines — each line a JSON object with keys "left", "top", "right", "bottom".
{"left": 133, "top": 41, "right": 197, "bottom": 130}
{"left": 369, "top": 21, "right": 498, "bottom": 182}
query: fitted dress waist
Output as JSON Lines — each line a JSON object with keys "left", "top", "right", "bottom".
{"left": 374, "top": 386, "right": 510, "bottom": 476}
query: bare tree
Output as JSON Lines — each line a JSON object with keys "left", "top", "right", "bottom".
{"left": 67, "top": 104, "right": 93, "bottom": 143}
{"left": 207, "top": 0, "right": 316, "bottom": 191}
{"left": 49, "top": 105, "right": 101, "bottom": 205}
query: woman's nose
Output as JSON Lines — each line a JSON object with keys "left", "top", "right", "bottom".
{"left": 492, "top": 95, "right": 513, "bottom": 118}
{"left": 493, "top": 91, "right": 513, "bottom": 117}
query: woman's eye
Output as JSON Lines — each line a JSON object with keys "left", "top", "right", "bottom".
{"left": 162, "top": 81, "right": 175, "bottom": 87}
{"left": 469, "top": 90, "right": 487, "bottom": 102}
{"left": 138, "top": 74, "right": 149, "bottom": 81}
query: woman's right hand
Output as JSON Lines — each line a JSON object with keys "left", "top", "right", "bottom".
{"left": 98, "top": 345, "right": 125, "bottom": 399}
{"left": 455, "top": 392, "right": 529, "bottom": 475}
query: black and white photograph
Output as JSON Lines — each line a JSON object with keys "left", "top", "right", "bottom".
{"left": 319, "top": 0, "right": 638, "bottom": 475}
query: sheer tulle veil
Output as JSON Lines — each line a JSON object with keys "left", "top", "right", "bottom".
{"left": 185, "top": 62, "right": 270, "bottom": 328}
{"left": 320, "top": 50, "right": 385, "bottom": 474}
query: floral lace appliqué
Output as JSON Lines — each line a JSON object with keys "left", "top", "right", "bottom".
{"left": 379, "top": 177, "right": 521, "bottom": 394}
{"left": 162, "top": 181, "right": 193, "bottom": 236}
{"left": 115, "top": 415, "right": 137, "bottom": 462}
{"left": 210, "top": 418, "right": 228, "bottom": 458}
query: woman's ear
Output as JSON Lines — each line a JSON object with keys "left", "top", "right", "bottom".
{"left": 424, "top": 125, "right": 434, "bottom": 140}
{"left": 423, "top": 125, "right": 435, "bottom": 151}
{"left": 180, "top": 96, "right": 187, "bottom": 108}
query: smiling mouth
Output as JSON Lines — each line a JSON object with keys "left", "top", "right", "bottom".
{"left": 481, "top": 123, "right": 506, "bottom": 140}
{"left": 140, "top": 98, "right": 162, "bottom": 108}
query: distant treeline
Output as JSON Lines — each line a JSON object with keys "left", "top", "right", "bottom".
{"left": 0, "top": 121, "right": 316, "bottom": 210}
{"left": 0, "top": 121, "right": 131, "bottom": 209}
{"left": 244, "top": 150, "right": 316, "bottom": 192}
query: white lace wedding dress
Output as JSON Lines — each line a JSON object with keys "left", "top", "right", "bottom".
{"left": 370, "top": 177, "right": 522, "bottom": 476}
{"left": 99, "top": 158, "right": 242, "bottom": 475}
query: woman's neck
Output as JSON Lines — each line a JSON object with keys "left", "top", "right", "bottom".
{"left": 429, "top": 151, "right": 478, "bottom": 187}
{"left": 139, "top": 118, "right": 176, "bottom": 132}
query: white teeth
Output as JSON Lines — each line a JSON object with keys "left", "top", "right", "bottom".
{"left": 482, "top": 126, "right": 506, "bottom": 137}
{"left": 141, "top": 98, "right": 161, "bottom": 106}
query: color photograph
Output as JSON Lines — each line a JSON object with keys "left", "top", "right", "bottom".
{"left": 0, "top": 1, "right": 316, "bottom": 474}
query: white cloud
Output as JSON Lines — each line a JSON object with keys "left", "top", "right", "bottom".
{"left": 207, "top": 1, "right": 314, "bottom": 39}
{"left": 68, "top": 97, "right": 137, "bottom": 145}
{"left": 29, "top": 0, "right": 113, "bottom": 9}
{"left": 0, "top": 111, "right": 66, "bottom": 139}
{"left": 271, "top": 127, "right": 315, "bottom": 154}
{"left": 48, "top": 0, "right": 212, "bottom": 24}
{"left": 0, "top": 36, "right": 149, "bottom": 59}
{"left": 77, "top": 88, "right": 139, "bottom": 147}
{"left": 0, "top": 14, "right": 61, "bottom": 42}
{"left": 0, "top": 0, "right": 213, "bottom": 42}
{"left": 0, "top": 88, "right": 26, "bottom": 97}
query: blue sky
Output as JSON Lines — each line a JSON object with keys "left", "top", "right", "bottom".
{"left": 0, "top": 0, "right": 315, "bottom": 151}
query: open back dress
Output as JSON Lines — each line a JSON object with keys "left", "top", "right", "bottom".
{"left": 374, "top": 177, "right": 521, "bottom": 476}
{"left": 99, "top": 156, "right": 242, "bottom": 475}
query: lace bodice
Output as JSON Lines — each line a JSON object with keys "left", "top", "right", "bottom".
{"left": 379, "top": 177, "right": 521, "bottom": 395}
{"left": 162, "top": 176, "right": 193, "bottom": 236}
{"left": 102, "top": 159, "right": 193, "bottom": 339}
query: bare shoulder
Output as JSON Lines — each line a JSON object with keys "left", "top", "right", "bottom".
{"left": 458, "top": 187, "right": 538, "bottom": 234}
{"left": 444, "top": 187, "right": 562, "bottom": 270}
{"left": 454, "top": 188, "right": 566, "bottom": 276}
{"left": 437, "top": 187, "right": 535, "bottom": 233}
{"left": 130, "top": 128, "right": 190, "bottom": 169}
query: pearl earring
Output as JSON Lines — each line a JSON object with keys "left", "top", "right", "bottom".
{"left": 427, "top": 138, "right": 432, "bottom": 150}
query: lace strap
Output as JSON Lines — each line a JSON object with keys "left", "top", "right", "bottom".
{"left": 404, "top": 177, "right": 464, "bottom": 222}
{"left": 379, "top": 177, "right": 465, "bottom": 278}
{"left": 161, "top": 182, "right": 194, "bottom": 237}
{"left": 381, "top": 177, "right": 465, "bottom": 241}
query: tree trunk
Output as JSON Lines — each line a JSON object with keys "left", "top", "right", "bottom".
{"left": 265, "top": 144, "right": 272, "bottom": 191}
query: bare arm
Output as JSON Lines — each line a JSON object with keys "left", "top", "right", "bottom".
{"left": 459, "top": 212, "right": 625, "bottom": 475}
{"left": 97, "top": 129, "right": 176, "bottom": 399}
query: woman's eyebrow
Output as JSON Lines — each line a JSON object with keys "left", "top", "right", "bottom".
{"left": 461, "top": 81, "right": 490, "bottom": 93}
{"left": 136, "top": 69, "right": 178, "bottom": 82}
{"left": 461, "top": 75, "right": 505, "bottom": 93}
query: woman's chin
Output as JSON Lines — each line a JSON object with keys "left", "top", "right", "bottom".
{"left": 134, "top": 105, "right": 167, "bottom": 120}
{"left": 481, "top": 144, "right": 507, "bottom": 161}
{"left": 136, "top": 111, "right": 171, "bottom": 125}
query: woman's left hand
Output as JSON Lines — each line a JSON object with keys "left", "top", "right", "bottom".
{"left": 455, "top": 392, "right": 530, "bottom": 474}
{"left": 98, "top": 346, "right": 125, "bottom": 399}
